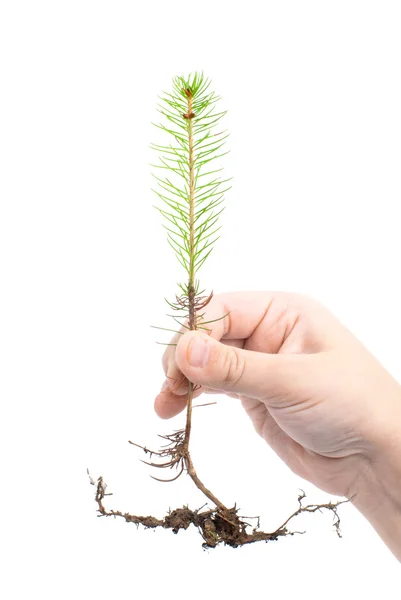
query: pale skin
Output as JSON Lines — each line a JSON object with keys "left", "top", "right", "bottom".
{"left": 155, "top": 291, "right": 401, "bottom": 562}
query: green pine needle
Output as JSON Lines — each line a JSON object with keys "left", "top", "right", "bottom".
{"left": 152, "top": 72, "right": 230, "bottom": 319}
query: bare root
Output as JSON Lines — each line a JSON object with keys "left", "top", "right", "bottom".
{"left": 88, "top": 471, "right": 347, "bottom": 549}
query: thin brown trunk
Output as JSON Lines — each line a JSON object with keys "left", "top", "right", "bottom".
{"left": 182, "top": 87, "right": 227, "bottom": 512}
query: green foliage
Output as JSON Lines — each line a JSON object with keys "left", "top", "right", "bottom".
{"left": 151, "top": 72, "right": 230, "bottom": 315}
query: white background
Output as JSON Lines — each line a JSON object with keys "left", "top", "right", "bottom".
{"left": 1, "top": 0, "right": 400, "bottom": 597}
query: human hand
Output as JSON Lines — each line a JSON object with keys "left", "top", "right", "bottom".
{"left": 155, "top": 291, "right": 401, "bottom": 502}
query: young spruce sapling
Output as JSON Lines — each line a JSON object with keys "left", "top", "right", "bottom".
{"left": 89, "top": 72, "right": 346, "bottom": 548}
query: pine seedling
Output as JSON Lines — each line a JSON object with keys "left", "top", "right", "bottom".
{"left": 89, "top": 73, "right": 346, "bottom": 548}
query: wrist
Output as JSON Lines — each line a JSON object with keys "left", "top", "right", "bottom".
{"left": 349, "top": 417, "right": 401, "bottom": 562}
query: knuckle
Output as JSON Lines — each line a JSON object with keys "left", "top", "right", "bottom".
{"left": 292, "top": 292, "right": 322, "bottom": 311}
{"left": 162, "top": 332, "right": 181, "bottom": 374}
{"left": 221, "top": 347, "right": 245, "bottom": 389}
{"left": 162, "top": 352, "right": 169, "bottom": 375}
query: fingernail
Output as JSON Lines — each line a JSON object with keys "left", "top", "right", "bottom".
{"left": 160, "top": 380, "right": 170, "bottom": 392}
{"left": 188, "top": 336, "right": 210, "bottom": 368}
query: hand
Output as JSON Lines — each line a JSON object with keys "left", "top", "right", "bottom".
{"left": 155, "top": 291, "right": 401, "bottom": 497}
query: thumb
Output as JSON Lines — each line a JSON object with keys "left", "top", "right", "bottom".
{"left": 175, "top": 330, "right": 314, "bottom": 401}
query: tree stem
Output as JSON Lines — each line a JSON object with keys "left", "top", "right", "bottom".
{"left": 182, "top": 86, "right": 227, "bottom": 512}
{"left": 188, "top": 91, "right": 195, "bottom": 288}
{"left": 185, "top": 87, "right": 196, "bottom": 448}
